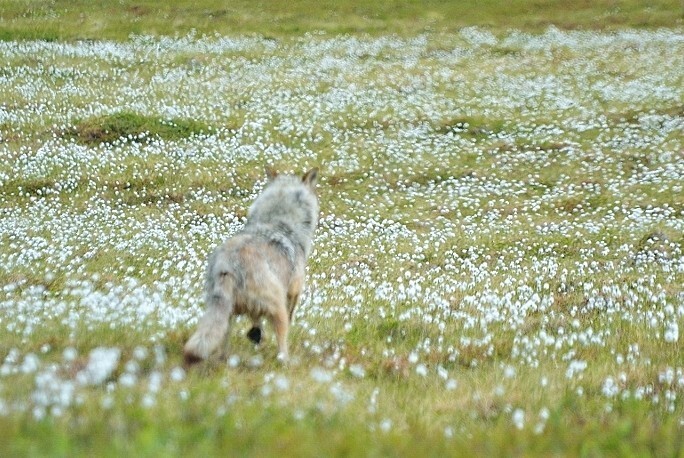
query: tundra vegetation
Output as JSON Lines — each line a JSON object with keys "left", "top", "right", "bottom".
{"left": 0, "top": 1, "right": 682, "bottom": 455}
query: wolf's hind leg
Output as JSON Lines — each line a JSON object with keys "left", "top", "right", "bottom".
{"left": 184, "top": 274, "right": 234, "bottom": 365}
{"left": 286, "top": 291, "right": 300, "bottom": 323}
{"left": 287, "top": 271, "right": 304, "bottom": 324}
{"left": 271, "top": 303, "right": 290, "bottom": 363}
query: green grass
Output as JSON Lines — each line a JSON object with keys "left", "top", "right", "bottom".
{"left": 67, "top": 112, "right": 214, "bottom": 145}
{"left": 0, "top": 0, "right": 682, "bottom": 41}
{"left": 1, "top": 1, "right": 683, "bottom": 456}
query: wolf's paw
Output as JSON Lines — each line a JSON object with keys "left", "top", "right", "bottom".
{"left": 247, "top": 326, "right": 262, "bottom": 344}
{"left": 183, "top": 350, "right": 203, "bottom": 367}
{"left": 276, "top": 351, "right": 289, "bottom": 365}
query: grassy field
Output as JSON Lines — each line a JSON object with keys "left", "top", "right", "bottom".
{"left": 1, "top": 0, "right": 683, "bottom": 40}
{"left": 1, "top": 1, "right": 683, "bottom": 456}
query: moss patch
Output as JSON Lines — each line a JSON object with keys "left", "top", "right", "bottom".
{"left": 67, "top": 112, "right": 212, "bottom": 145}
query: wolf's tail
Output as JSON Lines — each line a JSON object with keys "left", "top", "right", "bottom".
{"left": 184, "top": 272, "right": 235, "bottom": 365}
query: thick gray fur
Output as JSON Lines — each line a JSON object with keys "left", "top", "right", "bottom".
{"left": 184, "top": 168, "right": 319, "bottom": 365}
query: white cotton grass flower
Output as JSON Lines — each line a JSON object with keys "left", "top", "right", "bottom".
{"left": 148, "top": 371, "right": 163, "bottom": 394}
{"left": 534, "top": 407, "right": 550, "bottom": 434}
{"left": 437, "top": 365, "right": 448, "bottom": 380}
{"left": 329, "top": 383, "right": 354, "bottom": 406}
{"left": 310, "top": 367, "right": 334, "bottom": 383}
{"left": 512, "top": 408, "right": 525, "bottom": 430}
{"left": 118, "top": 372, "right": 137, "bottom": 388}
{"left": 503, "top": 365, "right": 516, "bottom": 379}
{"left": 602, "top": 377, "right": 619, "bottom": 398}
{"left": 349, "top": 364, "right": 366, "bottom": 378}
{"left": 142, "top": 393, "right": 156, "bottom": 408}
{"left": 76, "top": 347, "right": 121, "bottom": 386}
{"left": 566, "top": 360, "right": 587, "bottom": 379}
{"left": 33, "top": 406, "right": 46, "bottom": 421}
{"left": 273, "top": 374, "right": 290, "bottom": 391}
{"left": 260, "top": 383, "right": 273, "bottom": 397}
{"left": 153, "top": 346, "right": 166, "bottom": 366}
{"left": 368, "top": 387, "right": 380, "bottom": 414}
{"left": 658, "top": 367, "right": 674, "bottom": 385}
{"left": 227, "top": 355, "right": 241, "bottom": 368}
{"left": 1, "top": 349, "right": 21, "bottom": 376}
{"left": 663, "top": 322, "right": 678, "bottom": 343}
{"left": 124, "top": 360, "right": 140, "bottom": 374}
{"left": 133, "top": 346, "right": 148, "bottom": 361}
{"left": 379, "top": 418, "right": 393, "bottom": 433}
{"left": 20, "top": 354, "right": 40, "bottom": 374}
{"left": 63, "top": 347, "right": 78, "bottom": 362}
{"left": 248, "top": 355, "right": 264, "bottom": 368}
{"left": 170, "top": 367, "right": 186, "bottom": 382}
{"left": 101, "top": 395, "right": 115, "bottom": 410}
{"left": 32, "top": 366, "right": 76, "bottom": 417}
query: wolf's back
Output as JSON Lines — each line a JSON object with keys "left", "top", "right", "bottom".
{"left": 246, "top": 177, "right": 319, "bottom": 258}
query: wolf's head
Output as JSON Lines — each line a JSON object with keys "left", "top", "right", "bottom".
{"left": 246, "top": 168, "right": 320, "bottom": 256}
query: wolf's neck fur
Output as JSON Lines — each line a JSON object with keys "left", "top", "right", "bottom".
{"left": 244, "top": 178, "right": 318, "bottom": 260}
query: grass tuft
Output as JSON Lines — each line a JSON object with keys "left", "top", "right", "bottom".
{"left": 67, "top": 112, "right": 212, "bottom": 145}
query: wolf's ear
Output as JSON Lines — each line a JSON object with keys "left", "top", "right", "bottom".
{"left": 302, "top": 168, "right": 319, "bottom": 187}
{"left": 265, "top": 165, "right": 279, "bottom": 181}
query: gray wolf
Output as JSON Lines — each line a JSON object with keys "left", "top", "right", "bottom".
{"left": 184, "top": 168, "right": 320, "bottom": 365}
